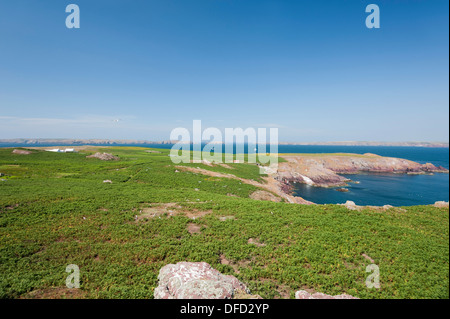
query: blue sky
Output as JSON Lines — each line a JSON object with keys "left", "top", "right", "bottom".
{"left": 0, "top": 0, "right": 448, "bottom": 142}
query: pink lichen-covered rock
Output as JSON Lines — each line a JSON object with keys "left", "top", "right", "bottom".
{"left": 434, "top": 201, "right": 449, "bottom": 208}
{"left": 12, "top": 149, "right": 32, "bottom": 155}
{"left": 295, "top": 290, "right": 359, "bottom": 299}
{"left": 153, "top": 262, "right": 252, "bottom": 299}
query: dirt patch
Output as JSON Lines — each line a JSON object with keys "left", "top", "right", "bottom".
{"left": 177, "top": 165, "right": 236, "bottom": 179}
{"left": 233, "top": 290, "right": 262, "bottom": 299}
{"left": 176, "top": 165, "right": 312, "bottom": 205}
{"left": 248, "top": 238, "right": 266, "bottom": 247}
{"left": 5, "top": 203, "right": 19, "bottom": 210}
{"left": 20, "top": 287, "right": 87, "bottom": 299}
{"left": 220, "top": 254, "right": 233, "bottom": 266}
{"left": 135, "top": 203, "right": 212, "bottom": 221}
{"left": 249, "top": 190, "right": 282, "bottom": 202}
{"left": 12, "top": 149, "right": 32, "bottom": 155}
{"left": 187, "top": 223, "right": 202, "bottom": 234}
{"left": 218, "top": 163, "right": 234, "bottom": 169}
{"left": 274, "top": 284, "right": 291, "bottom": 299}
{"left": 86, "top": 152, "right": 119, "bottom": 161}
{"left": 219, "top": 254, "right": 253, "bottom": 274}
{"left": 259, "top": 278, "right": 292, "bottom": 299}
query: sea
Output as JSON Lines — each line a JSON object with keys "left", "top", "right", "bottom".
{"left": 1, "top": 143, "right": 448, "bottom": 207}
{"left": 281, "top": 145, "right": 449, "bottom": 206}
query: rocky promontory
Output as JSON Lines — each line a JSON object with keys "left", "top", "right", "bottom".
{"left": 275, "top": 153, "right": 448, "bottom": 188}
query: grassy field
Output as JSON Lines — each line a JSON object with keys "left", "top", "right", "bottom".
{"left": 0, "top": 147, "right": 448, "bottom": 299}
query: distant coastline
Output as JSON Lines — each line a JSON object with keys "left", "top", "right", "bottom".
{"left": 0, "top": 138, "right": 448, "bottom": 148}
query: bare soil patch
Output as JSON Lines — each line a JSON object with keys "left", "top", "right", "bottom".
{"left": 219, "top": 254, "right": 253, "bottom": 274}
{"left": 135, "top": 203, "right": 212, "bottom": 221}
{"left": 186, "top": 223, "right": 202, "bottom": 234}
{"left": 249, "top": 190, "right": 282, "bottom": 202}
{"left": 20, "top": 287, "right": 87, "bottom": 299}
{"left": 259, "top": 278, "right": 292, "bottom": 299}
{"left": 175, "top": 165, "right": 312, "bottom": 204}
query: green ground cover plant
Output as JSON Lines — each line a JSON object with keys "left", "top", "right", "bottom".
{"left": 0, "top": 147, "right": 448, "bottom": 299}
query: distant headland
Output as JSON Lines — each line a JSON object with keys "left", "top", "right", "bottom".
{"left": 0, "top": 138, "right": 448, "bottom": 148}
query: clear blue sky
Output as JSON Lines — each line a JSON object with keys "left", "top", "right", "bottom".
{"left": 0, "top": 0, "right": 448, "bottom": 142}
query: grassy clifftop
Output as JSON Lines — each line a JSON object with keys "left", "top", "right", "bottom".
{"left": 0, "top": 147, "right": 448, "bottom": 299}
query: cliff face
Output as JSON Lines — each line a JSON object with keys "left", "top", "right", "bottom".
{"left": 275, "top": 153, "right": 449, "bottom": 188}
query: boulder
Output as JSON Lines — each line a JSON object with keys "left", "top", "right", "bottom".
{"left": 86, "top": 152, "right": 119, "bottom": 161}
{"left": 154, "top": 262, "right": 260, "bottom": 299}
{"left": 295, "top": 290, "right": 358, "bottom": 299}
{"left": 341, "top": 200, "right": 361, "bottom": 211}
{"left": 434, "top": 201, "right": 449, "bottom": 208}
{"left": 12, "top": 149, "right": 32, "bottom": 155}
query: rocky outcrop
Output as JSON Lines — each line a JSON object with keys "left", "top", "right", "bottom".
{"left": 86, "top": 152, "right": 119, "bottom": 161}
{"left": 12, "top": 149, "right": 32, "bottom": 155}
{"left": 295, "top": 290, "right": 359, "bottom": 299}
{"left": 249, "top": 190, "right": 282, "bottom": 202}
{"left": 338, "top": 200, "right": 407, "bottom": 212}
{"left": 276, "top": 154, "right": 448, "bottom": 188}
{"left": 434, "top": 201, "right": 449, "bottom": 208}
{"left": 154, "top": 262, "right": 261, "bottom": 299}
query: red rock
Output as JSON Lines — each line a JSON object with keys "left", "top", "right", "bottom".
{"left": 277, "top": 154, "right": 448, "bottom": 188}
{"left": 12, "top": 149, "right": 32, "bottom": 155}
{"left": 154, "top": 262, "right": 259, "bottom": 299}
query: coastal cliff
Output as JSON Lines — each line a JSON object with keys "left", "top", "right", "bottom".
{"left": 275, "top": 153, "right": 449, "bottom": 189}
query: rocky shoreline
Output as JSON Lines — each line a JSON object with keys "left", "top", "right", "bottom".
{"left": 274, "top": 153, "right": 449, "bottom": 189}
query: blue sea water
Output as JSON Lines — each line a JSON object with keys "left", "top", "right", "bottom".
{"left": 1, "top": 143, "right": 448, "bottom": 206}
{"left": 281, "top": 146, "right": 449, "bottom": 206}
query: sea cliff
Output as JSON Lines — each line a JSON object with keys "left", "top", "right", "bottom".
{"left": 275, "top": 153, "right": 449, "bottom": 189}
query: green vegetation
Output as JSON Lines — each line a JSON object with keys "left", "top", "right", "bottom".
{"left": 0, "top": 147, "right": 448, "bottom": 299}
